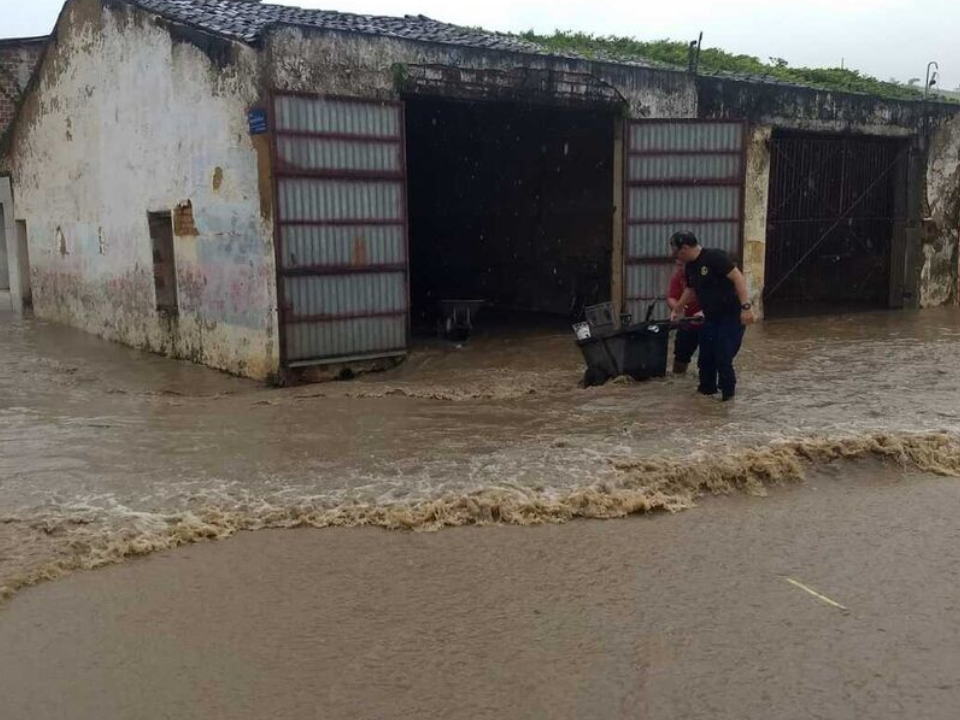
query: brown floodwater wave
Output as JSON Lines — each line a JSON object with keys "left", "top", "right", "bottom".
{"left": 4, "top": 308, "right": 960, "bottom": 606}
{"left": 3, "top": 430, "right": 959, "bottom": 603}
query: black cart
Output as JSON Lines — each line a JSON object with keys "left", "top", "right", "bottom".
{"left": 573, "top": 303, "right": 675, "bottom": 387}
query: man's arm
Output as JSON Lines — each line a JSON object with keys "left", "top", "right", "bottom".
{"left": 669, "top": 287, "right": 697, "bottom": 321}
{"left": 727, "top": 268, "right": 755, "bottom": 325}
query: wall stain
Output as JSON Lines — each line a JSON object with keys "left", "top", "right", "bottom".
{"left": 173, "top": 200, "right": 198, "bottom": 237}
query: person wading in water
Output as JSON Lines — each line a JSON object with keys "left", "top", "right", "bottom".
{"left": 668, "top": 231, "right": 754, "bottom": 401}
{"left": 666, "top": 257, "right": 703, "bottom": 375}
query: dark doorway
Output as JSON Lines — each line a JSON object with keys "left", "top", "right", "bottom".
{"left": 404, "top": 98, "right": 615, "bottom": 332}
{"left": 764, "top": 131, "right": 907, "bottom": 317}
{"left": 148, "top": 211, "right": 178, "bottom": 315}
{"left": 0, "top": 205, "right": 8, "bottom": 291}
{"left": 15, "top": 219, "right": 31, "bottom": 309}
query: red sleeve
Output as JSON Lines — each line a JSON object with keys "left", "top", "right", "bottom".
{"left": 667, "top": 270, "right": 684, "bottom": 301}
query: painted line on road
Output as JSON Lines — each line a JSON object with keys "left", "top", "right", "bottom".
{"left": 784, "top": 577, "right": 849, "bottom": 612}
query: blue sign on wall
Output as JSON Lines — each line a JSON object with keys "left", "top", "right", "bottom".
{"left": 248, "top": 108, "right": 268, "bottom": 135}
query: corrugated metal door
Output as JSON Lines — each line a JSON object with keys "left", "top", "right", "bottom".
{"left": 623, "top": 121, "right": 746, "bottom": 320}
{"left": 273, "top": 93, "right": 409, "bottom": 367}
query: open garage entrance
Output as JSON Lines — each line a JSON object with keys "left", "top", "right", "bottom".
{"left": 404, "top": 98, "right": 616, "bottom": 335}
{"left": 763, "top": 131, "right": 909, "bottom": 318}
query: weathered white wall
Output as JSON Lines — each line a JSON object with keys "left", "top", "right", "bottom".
{"left": 920, "top": 114, "right": 960, "bottom": 307}
{"left": 8, "top": 0, "right": 279, "bottom": 379}
{"left": 698, "top": 77, "right": 926, "bottom": 138}
{"left": 264, "top": 26, "right": 698, "bottom": 119}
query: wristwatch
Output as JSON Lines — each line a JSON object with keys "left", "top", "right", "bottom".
{"left": 741, "top": 302, "right": 753, "bottom": 310}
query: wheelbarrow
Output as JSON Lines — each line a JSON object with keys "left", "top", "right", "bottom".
{"left": 573, "top": 302, "right": 686, "bottom": 387}
{"left": 438, "top": 299, "right": 485, "bottom": 342}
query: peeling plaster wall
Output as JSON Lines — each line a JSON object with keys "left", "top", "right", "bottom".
{"left": 742, "top": 125, "right": 772, "bottom": 317}
{"left": 7, "top": 0, "right": 279, "bottom": 380}
{"left": 264, "top": 26, "right": 697, "bottom": 119}
{"left": 921, "top": 114, "right": 960, "bottom": 307}
{"left": 697, "top": 76, "right": 935, "bottom": 137}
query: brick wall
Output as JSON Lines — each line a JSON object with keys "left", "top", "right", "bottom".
{"left": 0, "top": 38, "right": 47, "bottom": 138}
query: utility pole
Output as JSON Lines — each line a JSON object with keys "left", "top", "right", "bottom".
{"left": 924, "top": 61, "right": 939, "bottom": 100}
{"left": 922, "top": 61, "right": 939, "bottom": 149}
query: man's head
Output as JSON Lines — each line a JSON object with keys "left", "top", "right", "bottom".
{"left": 670, "top": 231, "right": 701, "bottom": 263}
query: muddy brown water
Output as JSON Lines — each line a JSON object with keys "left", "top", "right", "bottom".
{"left": 1, "top": 308, "right": 960, "bottom": 599}
{"left": 3, "top": 308, "right": 960, "bottom": 717}
{"left": 4, "top": 463, "right": 960, "bottom": 720}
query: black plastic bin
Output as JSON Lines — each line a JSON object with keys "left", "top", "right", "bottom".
{"left": 576, "top": 322, "right": 671, "bottom": 387}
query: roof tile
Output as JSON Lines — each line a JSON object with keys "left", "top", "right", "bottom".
{"left": 129, "top": 0, "right": 544, "bottom": 54}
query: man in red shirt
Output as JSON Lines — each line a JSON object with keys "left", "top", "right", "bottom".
{"left": 666, "top": 258, "right": 702, "bottom": 375}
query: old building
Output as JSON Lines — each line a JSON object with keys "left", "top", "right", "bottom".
{"left": 2, "top": 0, "right": 958, "bottom": 380}
{"left": 1, "top": 35, "right": 47, "bottom": 298}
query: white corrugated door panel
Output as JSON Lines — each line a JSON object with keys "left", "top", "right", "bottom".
{"left": 273, "top": 94, "right": 409, "bottom": 366}
{"left": 623, "top": 121, "right": 746, "bottom": 321}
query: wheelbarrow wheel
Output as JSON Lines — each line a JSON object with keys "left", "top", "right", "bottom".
{"left": 582, "top": 366, "right": 609, "bottom": 388}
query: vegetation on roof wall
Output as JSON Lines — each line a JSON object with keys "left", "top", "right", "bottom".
{"left": 516, "top": 31, "right": 944, "bottom": 102}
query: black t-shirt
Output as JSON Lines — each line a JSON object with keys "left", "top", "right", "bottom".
{"left": 685, "top": 248, "right": 739, "bottom": 320}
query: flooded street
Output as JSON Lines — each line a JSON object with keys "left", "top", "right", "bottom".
{"left": 2, "top": 307, "right": 960, "bottom": 718}
{"left": 4, "top": 463, "right": 960, "bottom": 720}
{"left": 4, "top": 0, "right": 959, "bottom": 714}
{"left": 2, "top": 307, "right": 960, "bottom": 599}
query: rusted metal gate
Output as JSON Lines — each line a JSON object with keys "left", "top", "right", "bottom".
{"left": 624, "top": 121, "right": 746, "bottom": 320}
{"left": 272, "top": 93, "right": 409, "bottom": 367}
{"left": 764, "top": 132, "right": 907, "bottom": 316}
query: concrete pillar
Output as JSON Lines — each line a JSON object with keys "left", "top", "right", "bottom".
{"left": 741, "top": 125, "right": 772, "bottom": 318}
{"left": 918, "top": 114, "right": 960, "bottom": 307}
{"left": 0, "top": 176, "right": 29, "bottom": 313}
{"left": 0, "top": 203, "right": 8, "bottom": 292}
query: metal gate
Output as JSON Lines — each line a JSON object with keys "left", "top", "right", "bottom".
{"left": 764, "top": 132, "right": 907, "bottom": 316}
{"left": 624, "top": 121, "right": 746, "bottom": 320}
{"left": 272, "top": 93, "right": 409, "bottom": 367}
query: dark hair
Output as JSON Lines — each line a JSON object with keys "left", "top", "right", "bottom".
{"left": 670, "top": 231, "right": 700, "bottom": 250}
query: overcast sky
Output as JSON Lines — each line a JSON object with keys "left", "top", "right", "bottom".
{"left": 4, "top": 0, "right": 957, "bottom": 89}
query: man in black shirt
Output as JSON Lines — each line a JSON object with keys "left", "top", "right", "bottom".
{"left": 668, "top": 231, "right": 755, "bottom": 400}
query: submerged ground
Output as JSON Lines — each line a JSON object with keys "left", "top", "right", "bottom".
{"left": 1, "top": 306, "right": 960, "bottom": 718}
